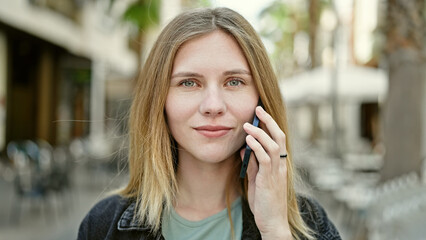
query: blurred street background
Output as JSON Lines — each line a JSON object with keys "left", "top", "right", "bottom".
{"left": 0, "top": 0, "right": 425, "bottom": 239}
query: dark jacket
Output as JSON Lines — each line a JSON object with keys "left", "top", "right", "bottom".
{"left": 78, "top": 195, "right": 341, "bottom": 240}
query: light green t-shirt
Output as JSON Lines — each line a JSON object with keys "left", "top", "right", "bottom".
{"left": 161, "top": 197, "right": 242, "bottom": 240}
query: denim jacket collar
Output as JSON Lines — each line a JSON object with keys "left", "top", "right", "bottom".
{"left": 78, "top": 194, "right": 341, "bottom": 240}
{"left": 116, "top": 197, "right": 261, "bottom": 239}
{"left": 117, "top": 201, "right": 149, "bottom": 231}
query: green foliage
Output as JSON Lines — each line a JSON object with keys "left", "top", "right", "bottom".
{"left": 109, "top": 0, "right": 160, "bottom": 30}
{"left": 122, "top": 0, "right": 160, "bottom": 30}
{"left": 258, "top": 0, "right": 309, "bottom": 76}
{"left": 259, "top": 0, "right": 331, "bottom": 76}
{"left": 259, "top": 0, "right": 309, "bottom": 47}
{"left": 65, "top": 68, "right": 91, "bottom": 86}
{"left": 182, "top": 0, "right": 211, "bottom": 8}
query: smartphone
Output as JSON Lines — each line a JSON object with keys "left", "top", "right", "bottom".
{"left": 240, "top": 99, "right": 263, "bottom": 178}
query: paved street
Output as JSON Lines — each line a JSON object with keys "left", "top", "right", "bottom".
{"left": 0, "top": 162, "right": 128, "bottom": 240}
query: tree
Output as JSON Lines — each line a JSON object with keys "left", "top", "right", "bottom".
{"left": 110, "top": 0, "right": 160, "bottom": 70}
{"left": 259, "top": 0, "right": 308, "bottom": 78}
{"left": 381, "top": 0, "right": 425, "bottom": 181}
{"left": 308, "top": 0, "right": 320, "bottom": 68}
{"left": 110, "top": 0, "right": 210, "bottom": 71}
{"left": 259, "top": 0, "right": 331, "bottom": 78}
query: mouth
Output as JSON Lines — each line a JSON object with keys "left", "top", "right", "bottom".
{"left": 194, "top": 125, "right": 233, "bottom": 138}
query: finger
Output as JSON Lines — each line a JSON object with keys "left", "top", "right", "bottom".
{"left": 244, "top": 119, "right": 283, "bottom": 171}
{"left": 255, "top": 106, "right": 287, "bottom": 152}
{"left": 243, "top": 122, "right": 279, "bottom": 157}
{"left": 255, "top": 106, "right": 288, "bottom": 170}
{"left": 239, "top": 148, "right": 258, "bottom": 183}
{"left": 278, "top": 155, "right": 288, "bottom": 180}
{"left": 246, "top": 135, "right": 271, "bottom": 176}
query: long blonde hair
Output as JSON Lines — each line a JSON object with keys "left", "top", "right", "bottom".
{"left": 120, "top": 7, "right": 313, "bottom": 240}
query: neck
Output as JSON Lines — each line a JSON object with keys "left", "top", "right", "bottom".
{"left": 174, "top": 151, "right": 240, "bottom": 221}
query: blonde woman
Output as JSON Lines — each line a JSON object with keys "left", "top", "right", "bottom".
{"left": 78, "top": 7, "right": 341, "bottom": 240}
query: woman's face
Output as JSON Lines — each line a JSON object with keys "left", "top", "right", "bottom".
{"left": 165, "top": 30, "right": 259, "bottom": 164}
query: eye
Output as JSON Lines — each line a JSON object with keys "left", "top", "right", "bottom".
{"left": 226, "top": 78, "right": 243, "bottom": 87}
{"left": 180, "top": 80, "right": 198, "bottom": 87}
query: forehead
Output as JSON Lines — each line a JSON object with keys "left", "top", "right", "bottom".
{"left": 172, "top": 30, "right": 250, "bottom": 73}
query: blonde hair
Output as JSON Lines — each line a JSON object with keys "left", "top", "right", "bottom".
{"left": 120, "top": 7, "right": 313, "bottom": 240}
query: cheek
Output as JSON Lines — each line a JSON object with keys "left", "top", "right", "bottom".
{"left": 241, "top": 104, "right": 257, "bottom": 123}
{"left": 228, "top": 93, "right": 259, "bottom": 122}
{"left": 165, "top": 92, "right": 195, "bottom": 134}
{"left": 165, "top": 95, "right": 181, "bottom": 133}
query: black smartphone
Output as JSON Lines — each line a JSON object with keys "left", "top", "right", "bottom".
{"left": 240, "top": 99, "right": 263, "bottom": 178}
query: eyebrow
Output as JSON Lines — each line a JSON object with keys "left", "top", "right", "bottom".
{"left": 223, "top": 69, "right": 252, "bottom": 76}
{"left": 171, "top": 69, "right": 251, "bottom": 79}
{"left": 171, "top": 72, "right": 203, "bottom": 79}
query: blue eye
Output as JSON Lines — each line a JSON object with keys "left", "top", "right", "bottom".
{"left": 227, "top": 79, "right": 243, "bottom": 87}
{"left": 181, "top": 80, "right": 197, "bottom": 87}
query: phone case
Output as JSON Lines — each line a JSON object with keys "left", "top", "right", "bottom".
{"left": 240, "top": 99, "right": 263, "bottom": 178}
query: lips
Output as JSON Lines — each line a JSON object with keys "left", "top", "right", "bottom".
{"left": 194, "top": 125, "right": 232, "bottom": 138}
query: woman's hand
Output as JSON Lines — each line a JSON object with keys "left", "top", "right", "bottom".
{"left": 241, "top": 106, "right": 292, "bottom": 239}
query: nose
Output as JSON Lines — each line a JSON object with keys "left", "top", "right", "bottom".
{"left": 199, "top": 87, "right": 226, "bottom": 117}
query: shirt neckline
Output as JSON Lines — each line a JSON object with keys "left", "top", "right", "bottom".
{"left": 167, "top": 197, "right": 242, "bottom": 228}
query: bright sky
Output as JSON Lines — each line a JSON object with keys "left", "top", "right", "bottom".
{"left": 209, "top": 0, "right": 276, "bottom": 53}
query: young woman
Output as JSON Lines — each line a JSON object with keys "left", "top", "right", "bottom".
{"left": 78, "top": 7, "right": 341, "bottom": 240}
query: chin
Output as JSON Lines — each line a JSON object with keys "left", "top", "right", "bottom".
{"left": 178, "top": 138, "right": 245, "bottom": 163}
{"left": 195, "top": 148, "right": 241, "bottom": 164}
{"left": 202, "top": 155, "right": 233, "bottom": 163}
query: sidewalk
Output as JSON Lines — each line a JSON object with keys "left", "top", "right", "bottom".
{"left": 0, "top": 162, "right": 128, "bottom": 240}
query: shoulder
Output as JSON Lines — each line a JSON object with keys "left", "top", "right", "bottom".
{"left": 77, "top": 194, "right": 132, "bottom": 240}
{"left": 297, "top": 195, "right": 342, "bottom": 240}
